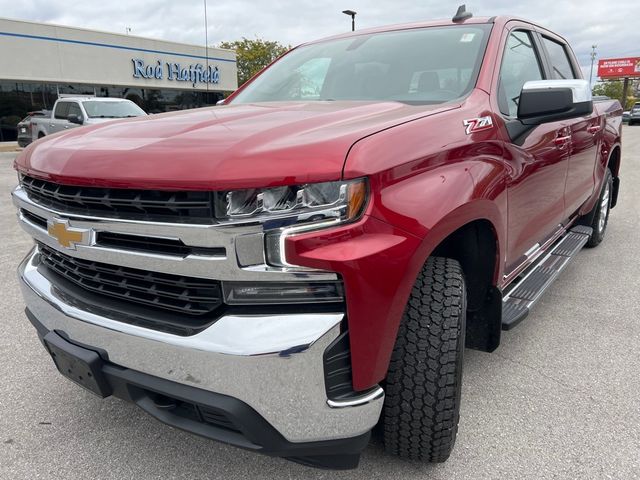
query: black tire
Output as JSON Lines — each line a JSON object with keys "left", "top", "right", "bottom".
{"left": 584, "top": 169, "right": 613, "bottom": 248}
{"left": 383, "top": 256, "right": 466, "bottom": 462}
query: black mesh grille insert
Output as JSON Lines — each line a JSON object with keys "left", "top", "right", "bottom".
{"left": 21, "top": 176, "right": 215, "bottom": 224}
{"left": 38, "top": 244, "right": 223, "bottom": 316}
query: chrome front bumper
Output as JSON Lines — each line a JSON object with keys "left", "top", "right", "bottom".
{"left": 19, "top": 247, "right": 384, "bottom": 443}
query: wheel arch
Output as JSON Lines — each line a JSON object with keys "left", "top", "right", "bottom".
{"left": 428, "top": 217, "right": 503, "bottom": 352}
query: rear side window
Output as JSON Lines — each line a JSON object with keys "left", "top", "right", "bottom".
{"left": 54, "top": 102, "right": 71, "bottom": 119}
{"left": 498, "top": 31, "right": 544, "bottom": 117}
{"left": 542, "top": 37, "right": 575, "bottom": 79}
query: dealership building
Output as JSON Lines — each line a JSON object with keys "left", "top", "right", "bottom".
{"left": 0, "top": 17, "right": 238, "bottom": 140}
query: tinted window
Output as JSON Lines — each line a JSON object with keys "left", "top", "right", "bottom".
{"left": 54, "top": 102, "right": 71, "bottom": 119}
{"left": 542, "top": 37, "right": 575, "bottom": 79}
{"left": 498, "top": 31, "right": 544, "bottom": 117}
{"left": 232, "top": 25, "right": 491, "bottom": 105}
{"left": 67, "top": 103, "right": 82, "bottom": 118}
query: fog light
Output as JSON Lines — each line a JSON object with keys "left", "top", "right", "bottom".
{"left": 222, "top": 281, "right": 344, "bottom": 304}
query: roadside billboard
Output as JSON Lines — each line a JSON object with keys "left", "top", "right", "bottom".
{"left": 597, "top": 57, "right": 640, "bottom": 79}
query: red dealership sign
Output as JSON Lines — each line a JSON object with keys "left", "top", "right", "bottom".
{"left": 597, "top": 57, "right": 640, "bottom": 78}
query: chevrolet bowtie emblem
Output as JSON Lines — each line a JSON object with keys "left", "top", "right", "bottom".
{"left": 47, "top": 219, "right": 91, "bottom": 250}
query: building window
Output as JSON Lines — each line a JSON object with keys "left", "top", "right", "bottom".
{"left": 0, "top": 80, "right": 223, "bottom": 140}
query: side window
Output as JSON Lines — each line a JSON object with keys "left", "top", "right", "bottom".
{"left": 67, "top": 103, "right": 82, "bottom": 118}
{"left": 54, "top": 102, "right": 70, "bottom": 119}
{"left": 542, "top": 37, "right": 576, "bottom": 79}
{"left": 498, "top": 31, "right": 544, "bottom": 117}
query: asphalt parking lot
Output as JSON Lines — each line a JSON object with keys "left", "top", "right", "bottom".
{"left": 1, "top": 126, "right": 639, "bottom": 480}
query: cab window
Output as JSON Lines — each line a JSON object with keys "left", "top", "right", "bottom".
{"left": 542, "top": 37, "right": 576, "bottom": 79}
{"left": 498, "top": 31, "right": 544, "bottom": 117}
{"left": 54, "top": 102, "right": 71, "bottom": 120}
{"left": 67, "top": 103, "right": 83, "bottom": 119}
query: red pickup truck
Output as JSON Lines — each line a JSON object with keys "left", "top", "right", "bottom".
{"left": 13, "top": 10, "right": 622, "bottom": 470}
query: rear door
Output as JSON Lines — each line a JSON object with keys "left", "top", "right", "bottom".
{"left": 493, "top": 27, "right": 569, "bottom": 274}
{"left": 539, "top": 35, "right": 600, "bottom": 217}
{"left": 50, "top": 102, "right": 71, "bottom": 134}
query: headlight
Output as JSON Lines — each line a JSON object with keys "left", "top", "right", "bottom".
{"left": 222, "top": 178, "right": 367, "bottom": 224}
{"left": 223, "top": 179, "right": 367, "bottom": 269}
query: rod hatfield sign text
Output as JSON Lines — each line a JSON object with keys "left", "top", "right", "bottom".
{"left": 132, "top": 59, "right": 220, "bottom": 86}
{"left": 597, "top": 57, "right": 640, "bottom": 79}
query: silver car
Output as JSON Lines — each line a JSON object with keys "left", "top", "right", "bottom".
{"left": 629, "top": 104, "right": 640, "bottom": 126}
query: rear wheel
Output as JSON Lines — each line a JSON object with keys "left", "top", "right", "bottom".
{"left": 383, "top": 256, "right": 466, "bottom": 462}
{"left": 584, "top": 169, "right": 613, "bottom": 248}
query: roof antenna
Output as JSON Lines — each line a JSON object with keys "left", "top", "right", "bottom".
{"left": 452, "top": 4, "right": 473, "bottom": 23}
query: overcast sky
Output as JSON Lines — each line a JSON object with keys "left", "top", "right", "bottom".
{"left": 2, "top": 0, "right": 639, "bottom": 79}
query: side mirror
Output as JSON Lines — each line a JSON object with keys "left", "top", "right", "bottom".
{"left": 216, "top": 99, "right": 226, "bottom": 106}
{"left": 67, "top": 114, "right": 84, "bottom": 125}
{"left": 518, "top": 79, "right": 592, "bottom": 125}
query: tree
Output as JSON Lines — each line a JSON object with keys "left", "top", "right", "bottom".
{"left": 218, "top": 38, "right": 290, "bottom": 88}
{"left": 592, "top": 80, "right": 637, "bottom": 110}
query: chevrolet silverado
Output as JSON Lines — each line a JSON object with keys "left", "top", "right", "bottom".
{"left": 12, "top": 8, "right": 623, "bottom": 470}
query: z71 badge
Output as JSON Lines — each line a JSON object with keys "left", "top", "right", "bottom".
{"left": 463, "top": 116, "right": 493, "bottom": 135}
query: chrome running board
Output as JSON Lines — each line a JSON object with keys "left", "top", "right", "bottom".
{"left": 501, "top": 225, "right": 592, "bottom": 330}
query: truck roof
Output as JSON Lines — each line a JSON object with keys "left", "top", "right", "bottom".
{"left": 302, "top": 15, "right": 557, "bottom": 47}
{"left": 55, "top": 97, "right": 135, "bottom": 103}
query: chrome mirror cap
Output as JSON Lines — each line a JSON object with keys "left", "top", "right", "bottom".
{"left": 522, "top": 79, "right": 592, "bottom": 103}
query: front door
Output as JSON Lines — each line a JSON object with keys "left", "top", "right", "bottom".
{"left": 495, "top": 29, "right": 569, "bottom": 273}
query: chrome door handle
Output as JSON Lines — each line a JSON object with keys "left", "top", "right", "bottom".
{"left": 554, "top": 135, "right": 571, "bottom": 145}
{"left": 587, "top": 125, "right": 601, "bottom": 134}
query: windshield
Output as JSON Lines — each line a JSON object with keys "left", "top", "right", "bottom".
{"left": 231, "top": 25, "right": 491, "bottom": 105}
{"left": 82, "top": 101, "right": 146, "bottom": 118}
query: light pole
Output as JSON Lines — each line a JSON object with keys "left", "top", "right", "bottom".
{"left": 204, "top": 0, "right": 209, "bottom": 93}
{"left": 342, "top": 10, "right": 357, "bottom": 31}
{"left": 589, "top": 44, "right": 597, "bottom": 86}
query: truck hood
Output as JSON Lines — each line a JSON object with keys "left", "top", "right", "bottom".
{"left": 16, "top": 101, "right": 456, "bottom": 190}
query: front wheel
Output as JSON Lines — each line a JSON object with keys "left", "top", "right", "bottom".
{"left": 584, "top": 169, "right": 613, "bottom": 248}
{"left": 383, "top": 256, "right": 466, "bottom": 462}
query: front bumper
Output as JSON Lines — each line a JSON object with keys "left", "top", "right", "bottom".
{"left": 19, "top": 247, "right": 383, "bottom": 459}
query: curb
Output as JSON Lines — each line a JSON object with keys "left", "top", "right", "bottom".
{"left": 0, "top": 143, "right": 20, "bottom": 153}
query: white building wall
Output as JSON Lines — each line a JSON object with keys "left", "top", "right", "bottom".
{"left": 0, "top": 17, "right": 238, "bottom": 92}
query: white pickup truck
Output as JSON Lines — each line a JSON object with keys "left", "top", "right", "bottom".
{"left": 31, "top": 96, "right": 147, "bottom": 140}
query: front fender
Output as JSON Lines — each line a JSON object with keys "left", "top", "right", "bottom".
{"left": 287, "top": 161, "right": 507, "bottom": 390}
{"left": 289, "top": 93, "right": 509, "bottom": 389}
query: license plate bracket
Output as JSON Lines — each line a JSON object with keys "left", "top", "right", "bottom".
{"left": 44, "top": 331, "right": 112, "bottom": 398}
